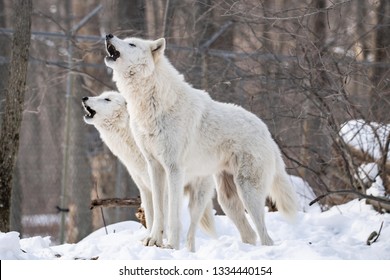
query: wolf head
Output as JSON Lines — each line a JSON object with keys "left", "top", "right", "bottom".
{"left": 104, "top": 34, "right": 166, "bottom": 78}
{"left": 82, "top": 91, "right": 128, "bottom": 129}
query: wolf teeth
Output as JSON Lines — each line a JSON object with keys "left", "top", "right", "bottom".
{"left": 106, "top": 42, "right": 120, "bottom": 60}
{"left": 82, "top": 102, "right": 95, "bottom": 118}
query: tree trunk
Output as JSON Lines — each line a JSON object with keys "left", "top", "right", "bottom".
{"left": 0, "top": 0, "right": 32, "bottom": 232}
{"left": 117, "top": 0, "right": 146, "bottom": 35}
{"left": 0, "top": 0, "right": 10, "bottom": 130}
{"left": 369, "top": 0, "right": 390, "bottom": 194}
{"left": 301, "top": 0, "right": 332, "bottom": 192}
{"left": 371, "top": 0, "right": 390, "bottom": 123}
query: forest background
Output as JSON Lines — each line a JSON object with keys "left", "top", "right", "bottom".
{"left": 0, "top": 0, "right": 389, "bottom": 244}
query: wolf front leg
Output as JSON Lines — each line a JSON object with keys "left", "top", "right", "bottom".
{"left": 143, "top": 159, "right": 166, "bottom": 247}
{"left": 131, "top": 175, "right": 153, "bottom": 230}
{"left": 165, "top": 164, "right": 185, "bottom": 249}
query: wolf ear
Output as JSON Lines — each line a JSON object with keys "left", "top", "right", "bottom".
{"left": 151, "top": 38, "right": 165, "bottom": 61}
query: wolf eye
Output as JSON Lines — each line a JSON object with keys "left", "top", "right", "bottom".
{"left": 104, "top": 98, "right": 111, "bottom": 101}
{"left": 129, "top": 43, "right": 136, "bottom": 47}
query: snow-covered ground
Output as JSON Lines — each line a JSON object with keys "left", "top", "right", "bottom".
{"left": 1, "top": 198, "right": 388, "bottom": 260}
{"left": 1, "top": 119, "right": 389, "bottom": 261}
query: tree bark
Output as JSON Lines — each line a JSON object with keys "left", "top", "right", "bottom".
{"left": 0, "top": 0, "right": 10, "bottom": 130}
{"left": 371, "top": 0, "right": 390, "bottom": 122}
{"left": 0, "top": 0, "right": 32, "bottom": 232}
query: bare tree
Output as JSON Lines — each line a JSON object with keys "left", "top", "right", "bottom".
{"left": 0, "top": 0, "right": 32, "bottom": 231}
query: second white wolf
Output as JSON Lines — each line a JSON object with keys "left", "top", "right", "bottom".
{"left": 82, "top": 91, "right": 215, "bottom": 251}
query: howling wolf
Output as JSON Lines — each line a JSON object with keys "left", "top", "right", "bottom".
{"left": 82, "top": 91, "right": 215, "bottom": 251}
{"left": 104, "top": 34, "right": 298, "bottom": 249}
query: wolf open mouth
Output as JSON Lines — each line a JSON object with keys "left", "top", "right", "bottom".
{"left": 82, "top": 102, "right": 96, "bottom": 119}
{"left": 106, "top": 41, "right": 120, "bottom": 61}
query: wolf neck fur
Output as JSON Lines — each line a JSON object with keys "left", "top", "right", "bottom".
{"left": 99, "top": 115, "right": 129, "bottom": 139}
{"left": 117, "top": 56, "right": 182, "bottom": 122}
{"left": 97, "top": 119, "right": 146, "bottom": 173}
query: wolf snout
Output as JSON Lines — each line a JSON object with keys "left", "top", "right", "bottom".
{"left": 82, "top": 96, "right": 89, "bottom": 102}
{"left": 106, "top": 34, "right": 114, "bottom": 40}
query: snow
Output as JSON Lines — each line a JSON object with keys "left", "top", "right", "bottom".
{"left": 289, "top": 175, "right": 321, "bottom": 213}
{"left": 1, "top": 199, "right": 389, "bottom": 260}
{"left": 340, "top": 119, "right": 390, "bottom": 161}
{"left": 340, "top": 119, "right": 389, "bottom": 200}
{"left": 358, "top": 163, "right": 387, "bottom": 197}
{"left": 1, "top": 119, "right": 389, "bottom": 260}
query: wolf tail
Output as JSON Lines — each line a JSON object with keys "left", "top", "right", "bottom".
{"left": 199, "top": 201, "right": 217, "bottom": 237}
{"left": 269, "top": 163, "right": 299, "bottom": 221}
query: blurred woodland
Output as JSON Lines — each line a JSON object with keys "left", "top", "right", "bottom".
{"left": 0, "top": 0, "right": 389, "bottom": 244}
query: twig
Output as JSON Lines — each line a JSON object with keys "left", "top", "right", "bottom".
{"left": 379, "top": 133, "right": 390, "bottom": 190}
{"left": 309, "top": 189, "right": 390, "bottom": 206}
{"left": 200, "top": 21, "right": 233, "bottom": 51}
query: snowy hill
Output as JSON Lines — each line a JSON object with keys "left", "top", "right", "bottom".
{"left": 1, "top": 118, "right": 389, "bottom": 261}
{"left": 1, "top": 199, "right": 388, "bottom": 260}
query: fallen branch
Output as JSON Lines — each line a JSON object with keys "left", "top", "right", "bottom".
{"left": 90, "top": 197, "right": 141, "bottom": 210}
{"left": 366, "top": 221, "right": 384, "bottom": 246}
{"left": 309, "top": 189, "right": 390, "bottom": 206}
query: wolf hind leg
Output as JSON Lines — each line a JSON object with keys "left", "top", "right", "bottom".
{"left": 185, "top": 177, "right": 216, "bottom": 252}
{"left": 234, "top": 166, "right": 274, "bottom": 246}
{"left": 215, "top": 172, "right": 257, "bottom": 245}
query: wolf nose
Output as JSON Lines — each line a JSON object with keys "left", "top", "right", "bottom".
{"left": 106, "top": 34, "right": 114, "bottom": 40}
{"left": 82, "top": 96, "right": 88, "bottom": 101}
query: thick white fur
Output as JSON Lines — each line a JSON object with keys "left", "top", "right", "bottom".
{"left": 105, "top": 36, "right": 299, "bottom": 249}
{"left": 82, "top": 91, "right": 216, "bottom": 251}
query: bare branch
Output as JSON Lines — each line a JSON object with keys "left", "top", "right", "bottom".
{"left": 309, "top": 189, "right": 390, "bottom": 206}
{"left": 90, "top": 197, "right": 142, "bottom": 210}
{"left": 200, "top": 20, "right": 233, "bottom": 50}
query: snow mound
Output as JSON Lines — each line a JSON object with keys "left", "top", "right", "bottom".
{"left": 1, "top": 199, "right": 388, "bottom": 260}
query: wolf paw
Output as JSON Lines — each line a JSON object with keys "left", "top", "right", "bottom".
{"left": 143, "top": 237, "right": 162, "bottom": 247}
{"left": 241, "top": 232, "right": 257, "bottom": 245}
{"left": 261, "top": 236, "right": 274, "bottom": 246}
{"left": 186, "top": 239, "right": 195, "bottom": 252}
{"left": 162, "top": 244, "right": 174, "bottom": 250}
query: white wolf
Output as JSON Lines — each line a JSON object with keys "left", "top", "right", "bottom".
{"left": 82, "top": 90, "right": 216, "bottom": 251}
{"left": 104, "top": 34, "right": 299, "bottom": 249}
